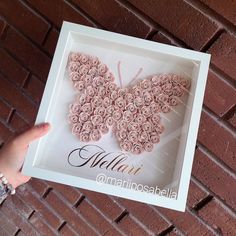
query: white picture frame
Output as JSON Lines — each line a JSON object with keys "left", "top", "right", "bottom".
{"left": 22, "top": 21, "right": 210, "bottom": 212}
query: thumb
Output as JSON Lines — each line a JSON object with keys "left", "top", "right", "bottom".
{"left": 14, "top": 123, "right": 51, "bottom": 147}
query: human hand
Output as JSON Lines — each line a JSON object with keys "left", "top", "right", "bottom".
{"left": 0, "top": 123, "right": 51, "bottom": 189}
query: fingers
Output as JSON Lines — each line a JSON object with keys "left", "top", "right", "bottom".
{"left": 13, "top": 123, "right": 51, "bottom": 147}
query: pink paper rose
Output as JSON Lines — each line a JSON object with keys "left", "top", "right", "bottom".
{"left": 81, "top": 103, "right": 92, "bottom": 114}
{"left": 113, "top": 110, "right": 122, "bottom": 121}
{"left": 105, "top": 116, "right": 114, "bottom": 126}
{"left": 104, "top": 72, "right": 115, "bottom": 82}
{"left": 128, "top": 131, "right": 139, "bottom": 143}
{"left": 126, "top": 103, "right": 137, "bottom": 113}
{"left": 68, "top": 114, "right": 79, "bottom": 124}
{"left": 88, "top": 67, "right": 98, "bottom": 77}
{"left": 69, "top": 103, "right": 80, "bottom": 113}
{"left": 132, "top": 143, "right": 143, "bottom": 155}
{"left": 82, "top": 121, "right": 93, "bottom": 132}
{"left": 79, "top": 64, "right": 89, "bottom": 75}
{"left": 115, "top": 97, "right": 126, "bottom": 109}
{"left": 68, "top": 62, "right": 79, "bottom": 72}
{"left": 143, "top": 142, "right": 153, "bottom": 152}
{"left": 74, "top": 81, "right": 85, "bottom": 91}
{"left": 79, "top": 132, "right": 90, "bottom": 142}
{"left": 161, "top": 104, "right": 171, "bottom": 113}
{"left": 90, "top": 129, "right": 101, "bottom": 141}
{"left": 80, "top": 54, "right": 89, "bottom": 64}
{"left": 79, "top": 112, "right": 89, "bottom": 122}
{"left": 98, "top": 63, "right": 107, "bottom": 75}
{"left": 123, "top": 110, "right": 133, "bottom": 122}
{"left": 120, "top": 140, "right": 132, "bottom": 152}
{"left": 94, "top": 107, "right": 106, "bottom": 117}
{"left": 98, "top": 124, "right": 109, "bottom": 134}
{"left": 142, "top": 122, "right": 152, "bottom": 132}
{"left": 72, "top": 123, "right": 82, "bottom": 135}
{"left": 69, "top": 52, "right": 80, "bottom": 62}
{"left": 69, "top": 72, "right": 80, "bottom": 81}
{"left": 91, "top": 115, "right": 103, "bottom": 126}
{"left": 150, "top": 134, "right": 160, "bottom": 144}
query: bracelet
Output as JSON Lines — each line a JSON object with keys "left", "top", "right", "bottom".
{"left": 0, "top": 172, "right": 16, "bottom": 195}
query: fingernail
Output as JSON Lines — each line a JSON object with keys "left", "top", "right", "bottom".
{"left": 36, "top": 123, "right": 50, "bottom": 130}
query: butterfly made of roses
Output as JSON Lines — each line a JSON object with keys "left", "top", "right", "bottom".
{"left": 67, "top": 52, "right": 190, "bottom": 155}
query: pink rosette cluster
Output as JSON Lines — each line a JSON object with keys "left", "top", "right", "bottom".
{"left": 67, "top": 51, "right": 191, "bottom": 154}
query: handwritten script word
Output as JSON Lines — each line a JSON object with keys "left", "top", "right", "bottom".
{"left": 67, "top": 145, "right": 143, "bottom": 175}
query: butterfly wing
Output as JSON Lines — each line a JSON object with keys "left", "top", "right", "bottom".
{"left": 67, "top": 52, "right": 118, "bottom": 142}
{"left": 113, "top": 74, "right": 191, "bottom": 154}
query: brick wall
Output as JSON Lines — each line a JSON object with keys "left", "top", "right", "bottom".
{"left": 0, "top": 0, "right": 235, "bottom": 235}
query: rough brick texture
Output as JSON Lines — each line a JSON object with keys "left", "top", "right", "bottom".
{"left": 193, "top": 148, "right": 236, "bottom": 211}
{"left": 208, "top": 33, "right": 236, "bottom": 82}
{"left": 72, "top": 0, "right": 152, "bottom": 38}
{"left": 128, "top": 0, "right": 220, "bottom": 50}
{"left": 0, "top": 0, "right": 235, "bottom": 235}
{"left": 0, "top": 0, "right": 50, "bottom": 44}
{"left": 199, "top": 0, "right": 236, "bottom": 26}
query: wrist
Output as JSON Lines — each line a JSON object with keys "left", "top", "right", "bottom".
{"left": 0, "top": 163, "right": 18, "bottom": 189}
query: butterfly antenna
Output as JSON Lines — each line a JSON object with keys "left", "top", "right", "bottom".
{"left": 132, "top": 67, "right": 143, "bottom": 82}
{"left": 117, "top": 61, "right": 123, "bottom": 88}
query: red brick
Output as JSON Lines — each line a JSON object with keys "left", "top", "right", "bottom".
{"left": 187, "top": 180, "right": 208, "bottom": 208}
{"left": 0, "top": 75, "right": 37, "bottom": 122}
{"left": 0, "top": 225, "right": 12, "bottom": 236}
{"left": 208, "top": 33, "right": 236, "bottom": 82}
{"left": 199, "top": 0, "right": 236, "bottom": 26}
{"left": 28, "top": 212, "right": 57, "bottom": 235}
{"left": 72, "top": 0, "right": 152, "bottom": 38}
{"left": 47, "top": 181, "right": 82, "bottom": 205}
{"left": 59, "top": 224, "right": 78, "bottom": 236}
{"left": 168, "top": 229, "right": 180, "bottom": 235}
{"left": 9, "top": 112, "right": 31, "bottom": 134}
{"left": 0, "top": 99, "right": 12, "bottom": 122}
{"left": 24, "top": 75, "right": 45, "bottom": 104}
{"left": 115, "top": 198, "right": 169, "bottom": 234}
{"left": 14, "top": 230, "right": 24, "bottom": 236}
{"left": 1, "top": 199, "right": 39, "bottom": 236}
{"left": 228, "top": 110, "right": 236, "bottom": 128}
{"left": 0, "top": 121, "right": 13, "bottom": 143}
{"left": 80, "top": 189, "right": 124, "bottom": 220}
{"left": 157, "top": 207, "right": 212, "bottom": 235}
{"left": 152, "top": 32, "right": 174, "bottom": 45}
{"left": 0, "top": 48, "right": 29, "bottom": 86}
{"left": 17, "top": 184, "right": 64, "bottom": 229}
{"left": 128, "top": 0, "right": 219, "bottom": 49}
{"left": 198, "top": 200, "right": 236, "bottom": 235}
{"left": 0, "top": 211, "right": 19, "bottom": 235}
{"left": 2, "top": 27, "right": 51, "bottom": 82}
{"left": 45, "top": 191, "right": 97, "bottom": 235}
{"left": 77, "top": 199, "right": 122, "bottom": 235}
{"left": 10, "top": 195, "right": 34, "bottom": 219}
{"left": 204, "top": 71, "right": 236, "bottom": 116}
{"left": 118, "top": 214, "right": 149, "bottom": 235}
{"left": 28, "top": 178, "right": 49, "bottom": 196}
{"left": 43, "top": 28, "right": 59, "bottom": 56}
{"left": 0, "top": 18, "right": 6, "bottom": 36}
{"left": 28, "top": 0, "right": 93, "bottom": 28}
{"left": 198, "top": 111, "right": 236, "bottom": 170}
{"left": 0, "top": 0, "right": 50, "bottom": 44}
{"left": 192, "top": 149, "right": 236, "bottom": 211}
